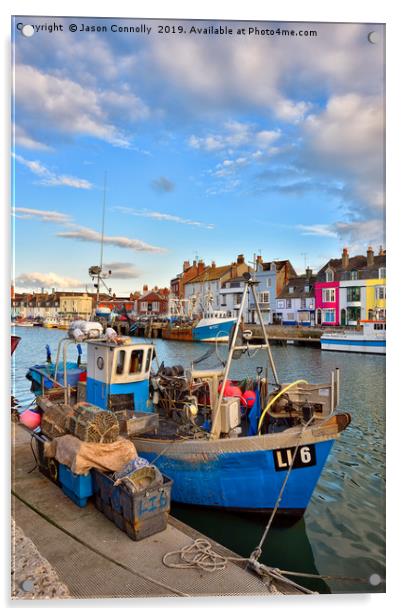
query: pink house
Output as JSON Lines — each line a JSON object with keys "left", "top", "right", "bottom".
{"left": 315, "top": 280, "right": 340, "bottom": 325}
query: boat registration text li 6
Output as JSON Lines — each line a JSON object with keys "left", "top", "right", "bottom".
{"left": 273, "top": 445, "right": 317, "bottom": 471}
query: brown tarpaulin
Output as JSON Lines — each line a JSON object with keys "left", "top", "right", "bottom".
{"left": 45, "top": 435, "right": 137, "bottom": 475}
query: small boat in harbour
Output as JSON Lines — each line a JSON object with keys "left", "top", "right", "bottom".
{"left": 28, "top": 275, "right": 351, "bottom": 517}
{"left": 11, "top": 335, "right": 21, "bottom": 355}
{"left": 320, "top": 320, "right": 386, "bottom": 354}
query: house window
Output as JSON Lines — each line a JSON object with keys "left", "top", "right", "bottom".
{"left": 304, "top": 285, "right": 310, "bottom": 293}
{"left": 152, "top": 301, "right": 159, "bottom": 311}
{"left": 375, "top": 286, "right": 386, "bottom": 300}
{"left": 379, "top": 267, "right": 386, "bottom": 278}
{"left": 322, "top": 288, "right": 335, "bottom": 303}
{"left": 325, "top": 269, "right": 334, "bottom": 282}
{"left": 324, "top": 309, "right": 335, "bottom": 323}
{"left": 286, "top": 299, "right": 292, "bottom": 309}
{"left": 347, "top": 287, "right": 361, "bottom": 302}
{"left": 277, "top": 300, "right": 285, "bottom": 309}
{"left": 288, "top": 286, "right": 294, "bottom": 294}
{"left": 287, "top": 313, "right": 294, "bottom": 321}
{"left": 350, "top": 270, "right": 358, "bottom": 280}
{"left": 141, "top": 302, "right": 147, "bottom": 311}
{"left": 258, "top": 292, "right": 270, "bottom": 304}
{"left": 266, "top": 278, "right": 271, "bottom": 287}
{"left": 300, "top": 298, "right": 306, "bottom": 309}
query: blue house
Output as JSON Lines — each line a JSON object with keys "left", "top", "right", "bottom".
{"left": 248, "top": 257, "right": 297, "bottom": 324}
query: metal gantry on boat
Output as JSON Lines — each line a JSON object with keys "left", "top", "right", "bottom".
{"left": 27, "top": 273, "right": 351, "bottom": 517}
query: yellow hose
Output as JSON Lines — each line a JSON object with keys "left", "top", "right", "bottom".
{"left": 257, "top": 379, "right": 308, "bottom": 434}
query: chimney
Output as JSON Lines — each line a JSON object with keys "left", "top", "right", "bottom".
{"left": 211, "top": 260, "right": 216, "bottom": 268}
{"left": 378, "top": 245, "right": 385, "bottom": 256}
{"left": 197, "top": 260, "right": 205, "bottom": 274}
{"left": 192, "top": 260, "right": 197, "bottom": 267}
{"left": 143, "top": 284, "right": 148, "bottom": 293}
{"left": 306, "top": 267, "right": 312, "bottom": 279}
{"left": 183, "top": 260, "right": 190, "bottom": 272}
{"left": 367, "top": 246, "right": 374, "bottom": 267}
{"left": 237, "top": 254, "right": 245, "bottom": 265}
{"left": 342, "top": 247, "right": 349, "bottom": 269}
{"left": 256, "top": 255, "right": 263, "bottom": 264}
{"left": 231, "top": 262, "right": 237, "bottom": 277}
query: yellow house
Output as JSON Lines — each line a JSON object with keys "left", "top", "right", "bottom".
{"left": 59, "top": 294, "right": 93, "bottom": 320}
{"left": 365, "top": 278, "right": 386, "bottom": 320}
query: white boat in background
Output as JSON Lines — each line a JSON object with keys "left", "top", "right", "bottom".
{"left": 321, "top": 320, "right": 386, "bottom": 354}
{"left": 14, "top": 320, "right": 34, "bottom": 328}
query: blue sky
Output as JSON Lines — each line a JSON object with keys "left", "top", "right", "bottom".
{"left": 12, "top": 17, "right": 385, "bottom": 294}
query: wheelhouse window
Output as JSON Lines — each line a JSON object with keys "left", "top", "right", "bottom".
{"left": 116, "top": 350, "right": 126, "bottom": 375}
{"left": 129, "top": 349, "right": 144, "bottom": 374}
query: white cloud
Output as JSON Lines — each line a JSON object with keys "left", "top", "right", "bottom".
{"left": 115, "top": 207, "right": 214, "bottom": 229}
{"left": 12, "top": 207, "right": 72, "bottom": 224}
{"left": 14, "top": 124, "right": 51, "bottom": 151}
{"left": 15, "top": 271, "right": 82, "bottom": 290}
{"left": 57, "top": 225, "right": 166, "bottom": 253}
{"left": 14, "top": 64, "right": 149, "bottom": 148}
{"left": 13, "top": 153, "right": 93, "bottom": 189}
{"left": 302, "top": 93, "right": 384, "bottom": 215}
{"left": 189, "top": 121, "right": 281, "bottom": 153}
{"left": 297, "top": 224, "right": 338, "bottom": 238}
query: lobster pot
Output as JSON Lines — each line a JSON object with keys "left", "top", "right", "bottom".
{"left": 67, "top": 402, "right": 119, "bottom": 443}
{"left": 92, "top": 468, "right": 172, "bottom": 541}
{"left": 41, "top": 404, "right": 74, "bottom": 439}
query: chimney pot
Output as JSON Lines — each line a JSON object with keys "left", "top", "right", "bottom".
{"left": 342, "top": 247, "right": 349, "bottom": 269}
{"left": 237, "top": 254, "right": 245, "bottom": 264}
{"left": 211, "top": 260, "right": 216, "bottom": 268}
{"left": 367, "top": 246, "right": 374, "bottom": 267}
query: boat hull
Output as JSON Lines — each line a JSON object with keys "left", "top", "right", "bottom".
{"left": 192, "top": 318, "right": 236, "bottom": 343}
{"left": 135, "top": 430, "right": 338, "bottom": 514}
{"left": 321, "top": 337, "right": 386, "bottom": 354}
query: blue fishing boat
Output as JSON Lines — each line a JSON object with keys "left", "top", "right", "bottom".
{"left": 192, "top": 312, "right": 236, "bottom": 342}
{"left": 30, "top": 275, "right": 351, "bottom": 517}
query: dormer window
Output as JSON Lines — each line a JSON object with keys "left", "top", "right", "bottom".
{"left": 325, "top": 269, "right": 334, "bottom": 282}
{"left": 350, "top": 270, "right": 358, "bottom": 280}
{"left": 289, "top": 286, "right": 294, "bottom": 293}
{"left": 379, "top": 267, "right": 386, "bottom": 278}
{"left": 304, "top": 285, "right": 310, "bottom": 293}
{"left": 270, "top": 263, "right": 276, "bottom": 272}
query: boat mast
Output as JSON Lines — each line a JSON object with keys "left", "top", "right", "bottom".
{"left": 209, "top": 274, "right": 280, "bottom": 440}
{"left": 96, "top": 171, "right": 107, "bottom": 306}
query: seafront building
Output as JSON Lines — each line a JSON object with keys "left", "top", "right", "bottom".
{"left": 315, "top": 247, "right": 386, "bottom": 326}
{"left": 275, "top": 269, "right": 316, "bottom": 326}
{"left": 183, "top": 255, "right": 249, "bottom": 315}
{"left": 248, "top": 257, "right": 297, "bottom": 324}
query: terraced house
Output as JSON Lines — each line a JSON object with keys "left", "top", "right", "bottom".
{"left": 315, "top": 247, "right": 386, "bottom": 326}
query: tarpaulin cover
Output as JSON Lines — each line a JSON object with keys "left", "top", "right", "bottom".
{"left": 45, "top": 434, "right": 137, "bottom": 475}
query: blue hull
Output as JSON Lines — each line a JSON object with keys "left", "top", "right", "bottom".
{"left": 138, "top": 439, "right": 334, "bottom": 513}
{"left": 192, "top": 320, "right": 235, "bottom": 342}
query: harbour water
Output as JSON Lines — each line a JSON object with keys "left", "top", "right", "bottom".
{"left": 11, "top": 327, "right": 386, "bottom": 594}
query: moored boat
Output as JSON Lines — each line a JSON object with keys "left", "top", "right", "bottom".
{"left": 27, "top": 275, "right": 351, "bottom": 517}
{"left": 321, "top": 320, "right": 386, "bottom": 354}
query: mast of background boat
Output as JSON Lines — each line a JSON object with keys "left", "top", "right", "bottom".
{"left": 96, "top": 171, "right": 108, "bottom": 307}
{"left": 209, "top": 274, "right": 280, "bottom": 440}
